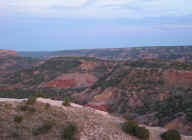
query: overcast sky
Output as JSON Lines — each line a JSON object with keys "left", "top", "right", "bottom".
{"left": 0, "top": 0, "right": 192, "bottom": 51}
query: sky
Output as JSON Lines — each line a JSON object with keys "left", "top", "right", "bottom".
{"left": 0, "top": 0, "right": 192, "bottom": 51}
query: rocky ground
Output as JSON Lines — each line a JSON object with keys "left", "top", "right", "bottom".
{"left": 0, "top": 98, "right": 192, "bottom": 140}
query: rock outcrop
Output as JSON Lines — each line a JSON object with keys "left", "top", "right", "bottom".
{"left": 0, "top": 50, "right": 17, "bottom": 58}
{"left": 45, "top": 73, "right": 97, "bottom": 89}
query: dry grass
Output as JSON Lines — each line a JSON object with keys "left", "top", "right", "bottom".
{"left": 0, "top": 99, "right": 134, "bottom": 140}
{"left": 0, "top": 98, "right": 192, "bottom": 140}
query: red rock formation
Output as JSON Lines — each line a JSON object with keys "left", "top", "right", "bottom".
{"left": 45, "top": 73, "right": 97, "bottom": 89}
{"left": 80, "top": 61, "right": 97, "bottom": 71}
{"left": 0, "top": 50, "right": 17, "bottom": 58}
{"left": 47, "top": 80, "right": 76, "bottom": 89}
{"left": 85, "top": 104, "right": 107, "bottom": 112}
{"left": 164, "top": 71, "right": 192, "bottom": 88}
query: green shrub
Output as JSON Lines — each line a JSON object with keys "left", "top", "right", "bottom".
{"left": 26, "top": 96, "right": 37, "bottom": 105}
{"left": 18, "top": 105, "right": 36, "bottom": 113}
{"left": 63, "top": 97, "right": 70, "bottom": 106}
{"left": 27, "top": 106, "right": 36, "bottom": 113}
{"left": 122, "top": 120, "right": 150, "bottom": 140}
{"left": 161, "top": 130, "right": 181, "bottom": 140}
{"left": 45, "top": 103, "right": 50, "bottom": 110}
{"left": 35, "top": 92, "right": 45, "bottom": 98}
{"left": 135, "top": 126, "right": 150, "bottom": 140}
{"left": 122, "top": 120, "right": 138, "bottom": 135}
{"left": 14, "top": 115, "right": 23, "bottom": 123}
{"left": 18, "top": 105, "right": 28, "bottom": 112}
{"left": 33, "top": 120, "right": 55, "bottom": 136}
{"left": 61, "top": 123, "right": 78, "bottom": 139}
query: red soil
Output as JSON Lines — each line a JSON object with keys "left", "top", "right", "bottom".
{"left": 47, "top": 79, "right": 76, "bottom": 89}
{"left": 85, "top": 104, "right": 107, "bottom": 112}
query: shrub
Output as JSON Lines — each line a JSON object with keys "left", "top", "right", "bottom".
{"left": 135, "top": 126, "right": 150, "bottom": 140}
{"left": 123, "top": 114, "right": 134, "bottom": 121}
{"left": 33, "top": 120, "right": 55, "bottom": 136}
{"left": 27, "top": 106, "right": 36, "bottom": 113}
{"left": 122, "top": 120, "right": 150, "bottom": 140}
{"left": 18, "top": 105, "right": 36, "bottom": 113}
{"left": 35, "top": 92, "right": 45, "bottom": 98}
{"left": 122, "top": 120, "right": 138, "bottom": 135}
{"left": 26, "top": 96, "right": 37, "bottom": 105}
{"left": 14, "top": 115, "right": 23, "bottom": 123}
{"left": 63, "top": 97, "right": 70, "bottom": 106}
{"left": 161, "top": 130, "right": 181, "bottom": 140}
{"left": 61, "top": 123, "right": 78, "bottom": 139}
{"left": 45, "top": 103, "right": 50, "bottom": 110}
{"left": 18, "top": 105, "right": 28, "bottom": 112}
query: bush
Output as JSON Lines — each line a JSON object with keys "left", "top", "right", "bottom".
{"left": 122, "top": 120, "right": 150, "bottom": 140}
{"left": 61, "top": 123, "right": 78, "bottom": 139}
{"left": 18, "top": 105, "right": 36, "bottom": 113}
{"left": 27, "top": 106, "right": 36, "bottom": 113}
{"left": 63, "top": 97, "right": 70, "bottom": 106}
{"left": 45, "top": 103, "right": 50, "bottom": 110}
{"left": 14, "top": 115, "right": 23, "bottom": 123}
{"left": 18, "top": 105, "right": 28, "bottom": 112}
{"left": 35, "top": 92, "right": 45, "bottom": 98}
{"left": 135, "top": 126, "right": 150, "bottom": 140}
{"left": 122, "top": 120, "right": 138, "bottom": 135}
{"left": 161, "top": 130, "right": 181, "bottom": 140}
{"left": 26, "top": 96, "right": 37, "bottom": 105}
{"left": 33, "top": 120, "right": 55, "bottom": 136}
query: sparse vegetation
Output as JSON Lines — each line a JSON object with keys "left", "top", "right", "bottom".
{"left": 26, "top": 96, "right": 37, "bottom": 105}
{"left": 122, "top": 120, "right": 149, "bottom": 140}
{"left": 122, "top": 120, "right": 138, "bottom": 135}
{"left": 161, "top": 130, "right": 181, "bottom": 140}
{"left": 63, "top": 96, "right": 70, "bottom": 106}
{"left": 13, "top": 115, "right": 23, "bottom": 123}
{"left": 17, "top": 104, "right": 36, "bottom": 113}
{"left": 45, "top": 103, "right": 50, "bottom": 110}
{"left": 61, "top": 123, "right": 78, "bottom": 140}
{"left": 135, "top": 126, "right": 150, "bottom": 140}
{"left": 33, "top": 120, "right": 55, "bottom": 136}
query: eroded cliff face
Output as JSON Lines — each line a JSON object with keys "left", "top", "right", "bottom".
{"left": 45, "top": 73, "right": 98, "bottom": 89}
{"left": 0, "top": 50, "right": 17, "bottom": 58}
{"left": 163, "top": 71, "right": 192, "bottom": 88}
{"left": 80, "top": 61, "right": 98, "bottom": 71}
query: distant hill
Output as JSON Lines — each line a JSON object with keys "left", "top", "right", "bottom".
{"left": 0, "top": 49, "right": 17, "bottom": 58}
{"left": 19, "top": 46, "right": 192, "bottom": 61}
{"left": 0, "top": 51, "right": 40, "bottom": 84}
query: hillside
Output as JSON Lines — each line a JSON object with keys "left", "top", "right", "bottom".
{"left": 0, "top": 97, "right": 191, "bottom": 140}
{"left": 0, "top": 50, "right": 40, "bottom": 86}
{"left": 74, "top": 59, "right": 192, "bottom": 135}
{"left": 0, "top": 57, "right": 115, "bottom": 90}
{"left": 19, "top": 46, "right": 192, "bottom": 61}
{"left": 2, "top": 48, "right": 192, "bottom": 136}
{"left": 1, "top": 57, "right": 192, "bottom": 135}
